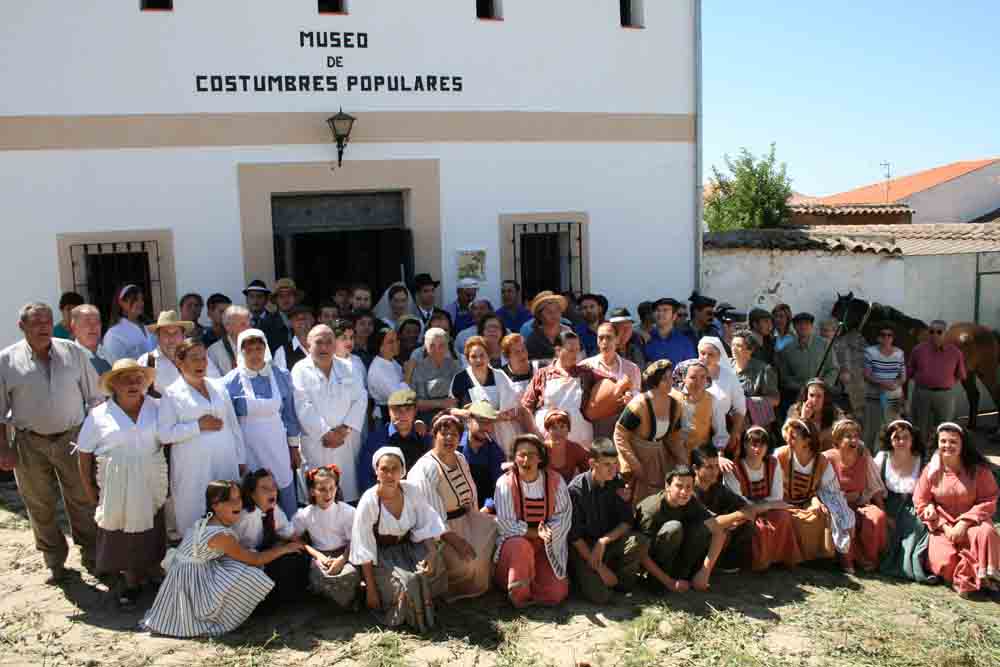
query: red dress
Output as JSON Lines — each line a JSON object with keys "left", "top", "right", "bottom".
{"left": 733, "top": 457, "right": 803, "bottom": 571}
{"left": 913, "top": 463, "right": 1000, "bottom": 594}
{"left": 824, "top": 449, "right": 888, "bottom": 569}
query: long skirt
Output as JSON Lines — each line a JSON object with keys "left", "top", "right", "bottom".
{"left": 443, "top": 511, "right": 497, "bottom": 602}
{"left": 878, "top": 492, "right": 931, "bottom": 582}
{"left": 373, "top": 540, "right": 447, "bottom": 632}
{"left": 927, "top": 522, "right": 1000, "bottom": 594}
{"left": 494, "top": 536, "right": 568, "bottom": 608}
{"left": 623, "top": 436, "right": 678, "bottom": 506}
{"left": 751, "top": 509, "right": 803, "bottom": 571}
{"left": 847, "top": 504, "right": 889, "bottom": 568}
{"left": 788, "top": 506, "right": 835, "bottom": 562}
{"left": 96, "top": 508, "right": 167, "bottom": 575}
{"left": 309, "top": 548, "right": 361, "bottom": 609}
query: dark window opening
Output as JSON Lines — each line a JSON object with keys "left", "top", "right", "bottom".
{"left": 141, "top": 0, "right": 173, "bottom": 11}
{"left": 620, "top": 0, "right": 644, "bottom": 28}
{"left": 319, "top": 0, "right": 347, "bottom": 14}
{"left": 477, "top": 0, "right": 502, "bottom": 20}
{"left": 512, "top": 222, "right": 584, "bottom": 302}
{"left": 70, "top": 241, "right": 163, "bottom": 329}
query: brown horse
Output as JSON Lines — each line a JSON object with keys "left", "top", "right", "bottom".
{"left": 831, "top": 292, "right": 928, "bottom": 356}
{"left": 945, "top": 322, "right": 1000, "bottom": 431}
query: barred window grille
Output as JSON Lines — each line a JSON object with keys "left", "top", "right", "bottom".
{"left": 69, "top": 241, "right": 164, "bottom": 327}
{"left": 512, "top": 222, "right": 584, "bottom": 301}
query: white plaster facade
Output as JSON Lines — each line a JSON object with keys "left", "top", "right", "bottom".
{"left": 904, "top": 161, "right": 1000, "bottom": 225}
{"left": 0, "top": 1, "right": 701, "bottom": 340}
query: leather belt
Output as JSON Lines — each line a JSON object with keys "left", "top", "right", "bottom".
{"left": 21, "top": 427, "right": 75, "bottom": 442}
{"left": 446, "top": 506, "right": 468, "bottom": 520}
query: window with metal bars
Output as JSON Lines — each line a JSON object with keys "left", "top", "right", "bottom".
{"left": 620, "top": 0, "right": 644, "bottom": 27}
{"left": 318, "top": 0, "right": 347, "bottom": 14}
{"left": 69, "top": 241, "right": 164, "bottom": 328}
{"left": 477, "top": 0, "right": 503, "bottom": 20}
{"left": 512, "top": 222, "right": 584, "bottom": 302}
{"left": 141, "top": 0, "right": 173, "bottom": 11}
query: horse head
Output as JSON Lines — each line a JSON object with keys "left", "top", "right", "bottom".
{"left": 832, "top": 291, "right": 866, "bottom": 330}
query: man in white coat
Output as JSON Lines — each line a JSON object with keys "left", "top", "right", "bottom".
{"left": 207, "top": 305, "right": 251, "bottom": 375}
{"left": 292, "top": 324, "right": 368, "bottom": 503}
{"left": 139, "top": 310, "right": 220, "bottom": 397}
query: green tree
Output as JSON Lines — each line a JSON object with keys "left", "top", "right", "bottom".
{"left": 704, "top": 144, "right": 793, "bottom": 232}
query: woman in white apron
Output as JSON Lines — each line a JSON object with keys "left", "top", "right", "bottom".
{"left": 223, "top": 329, "right": 303, "bottom": 519}
{"left": 159, "top": 338, "right": 246, "bottom": 538}
{"left": 450, "top": 336, "right": 500, "bottom": 409}
{"left": 291, "top": 324, "right": 369, "bottom": 503}
{"left": 521, "top": 333, "right": 594, "bottom": 447}
{"left": 494, "top": 333, "right": 537, "bottom": 456}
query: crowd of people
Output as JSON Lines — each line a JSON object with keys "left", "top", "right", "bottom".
{"left": 1, "top": 275, "right": 998, "bottom": 638}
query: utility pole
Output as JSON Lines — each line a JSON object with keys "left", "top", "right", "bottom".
{"left": 880, "top": 161, "right": 892, "bottom": 203}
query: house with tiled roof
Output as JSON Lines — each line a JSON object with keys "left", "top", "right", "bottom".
{"left": 818, "top": 158, "right": 1000, "bottom": 225}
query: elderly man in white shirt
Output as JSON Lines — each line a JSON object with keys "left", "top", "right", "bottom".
{"left": 292, "top": 324, "right": 369, "bottom": 503}
{"left": 207, "top": 305, "right": 251, "bottom": 375}
{"left": 138, "top": 310, "right": 219, "bottom": 397}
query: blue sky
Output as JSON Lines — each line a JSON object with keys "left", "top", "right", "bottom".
{"left": 702, "top": 1, "right": 1000, "bottom": 196}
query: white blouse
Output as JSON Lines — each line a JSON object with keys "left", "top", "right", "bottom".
{"left": 232, "top": 505, "right": 294, "bottom": 550}
{"left": 76, "top": 397, "right": 168, "bottom": 533}
{"left": 367, "top": 356, "right": 409, "bottom": 406}
{"left": 494, "top": 472, "right": 572, "bottom": 579}
{"left": 138, "top": 348, "right": 220, "bottom": 395}
{"left": 292, "top": 502, "right": 355, "bottom": 552}
{"left": 103, "top": 318, "right": 155, "bottom": 363}
{"left": 723, "top": 458, "right": 785, "bottom": 503}
{"left": 349, "top": 480, "right": 446, "bottom": 566}
{"left": 873, "top": 451, "right": 921, "bottom": 495}
{"left": 408, "top": 451, "right": 480, "bottom": 519}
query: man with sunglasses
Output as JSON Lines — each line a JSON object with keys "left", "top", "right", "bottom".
{"left": 862, "top": 324, "right": 906, "bottom": 452}
{"left": 906, "top": 320, "right": 966, "bottom": 440}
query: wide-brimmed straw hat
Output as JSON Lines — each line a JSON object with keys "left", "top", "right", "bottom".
{"left": 146, "top": 310, "right": 194, "bottom": 334}
{"left": 100, "top": 358, "right": 156, "bottom": 395}
{"left": 270, "top": 277, "right": 305, "bottom": 303}
{"left": 530, "top": 291, "right": 568, "bottom": 317}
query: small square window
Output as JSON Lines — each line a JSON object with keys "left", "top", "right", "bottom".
{"left": 319, "top": 0, "right": 347, "bottom": 14}
{"left": 477, "top": 0, "right": 503, "bottom": 20}
{"left": 140, "top": 0, "right": 173, "bottom": 10}
{"left": 620, "top": 0, "right": 644, "bottom": 28}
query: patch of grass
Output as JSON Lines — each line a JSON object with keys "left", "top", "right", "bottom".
{"left": 203, "top": 631, "right": 281, "bottom": 667}
{"left": 494, "top": 618, "right": 555, "bottom": 667}
{"left": 362, "top": 629, "right": 409, "bottom": 667}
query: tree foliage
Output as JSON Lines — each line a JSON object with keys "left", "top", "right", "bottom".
{"left": 704, "top": 143, "right": 793, "bottom": 232}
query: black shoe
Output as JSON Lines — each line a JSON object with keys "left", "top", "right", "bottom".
{"left": 118, "top": 586, "right": 142, "bottom": 609}
{"left": 45, "top": 564, "right": 67, "bottom": 585}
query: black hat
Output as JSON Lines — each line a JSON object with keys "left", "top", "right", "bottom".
{"left": 578, "top": 293, "right": 609, "bottom": 314}
{"left": 792, "top": 312, "right": 815, "bottom": 324}
{"left": 288, "top": 304, "right": 315, "bottom": 318}
{"left": 608, "top": 307, "right": 634, "bottom": 324}
{"left": 719, "top": 310, "right": 746, "bottom": 324}
{"left": 413, "top": 273, "right": 440, "bottom": 290}
{"left": 242, "top": 279, "right": 270, "bottom": 296}
{"left": 689, "top": 291, "right": 717, "bottom": 309}
{"left": 748, "top": 308, "right": 772, "bottom": 325}
{"left": 653, "top": 297, "right": 682, "bottom": 310}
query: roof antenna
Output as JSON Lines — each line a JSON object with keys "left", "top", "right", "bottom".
{"left": 880, "top": 161, "right": 892, "bottom": 203}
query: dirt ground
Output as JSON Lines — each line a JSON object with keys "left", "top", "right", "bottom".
{"left": 2, "top": 429, "right": 1000, "bottom": 667}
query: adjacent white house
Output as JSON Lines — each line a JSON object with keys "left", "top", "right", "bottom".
{"left": 0, "top": 1, "right": 703, "bottom": 338}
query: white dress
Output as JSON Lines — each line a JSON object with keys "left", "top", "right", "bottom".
{"left": 138, "top": 348, "right": 220, "bottom": 396}
{"left": 293, "top": 502, "right": 355, "bottom": 552}
{"left": 76, "top": 398, "right": 168, "bottom": 533}
{"left": 292, "top": 356, "right": 369, "bottom": 503}
{"left": 103, "top": 318, "right": 155, "bottom": 363}
{"left": 232, "top": 506, "right": 295, "bottom": 550}
{"left": 142, "top": 519, "right": 273, "bottom": 637}
{"left": 158, "top": 377, "right": 246, "bottom": 537}
{"left": 706, "top": 364, "right": 747, "bottom": 446}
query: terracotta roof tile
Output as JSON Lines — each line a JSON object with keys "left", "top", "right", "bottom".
{"left": 703, "top": 229, "right": 901, "bottom": 255}
{"left": 789, "top": 203, "right": 913, "bottom": 216}
{"left": 818, "top": 159, "right": 999, "bottom": 205}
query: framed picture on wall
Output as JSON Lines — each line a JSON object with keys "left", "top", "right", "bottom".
{"left": 456, "top": 249, "right": 487, "bottom": 283}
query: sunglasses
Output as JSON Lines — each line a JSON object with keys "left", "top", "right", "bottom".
{"left": 929, "top": 329, "right": 944, "bottom": 335}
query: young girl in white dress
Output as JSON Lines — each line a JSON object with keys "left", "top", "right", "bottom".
{"left": 292, "top": 465, "right": 361, "bottom": 608}
{"left": 142, "top": 481, "right": 303, "bottom": 637}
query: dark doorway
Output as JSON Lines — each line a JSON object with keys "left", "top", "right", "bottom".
{"left": 271, "top": 192, "right": 412, "bottom": 306}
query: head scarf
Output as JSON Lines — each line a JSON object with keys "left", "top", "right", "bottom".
{"left": 236, "top": 328, "right": 272, "bottom": 376}
{"left": 697, "top": 336, "right": 731, "bottom": 377}
{"left": 374, "top": 282, "right": 418, "bottom": 327}
{"left": 371, "top": 446, "right": 406, "bottom": 475}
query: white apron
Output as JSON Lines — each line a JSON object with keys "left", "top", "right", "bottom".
{"left": 170, "top": 384, "right": 242, "bottom": 537}
{"left": 534, "top": 374, "right": 593, "bottom": 446}
{"left": 237, "top": 369, "right": 293, "bottom": 490}
{"left": 466, "top": 368, "right": 500, "bottom": 408}
{"left": 495, "top": 370, "right": 531, "bottom": 457}
{"left": 300, "top": 358, "right": 363, "bottom": 502}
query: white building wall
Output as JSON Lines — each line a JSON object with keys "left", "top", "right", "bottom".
{"left": 702, "top": 249, "right": 905, "bottom": 321}
{"left": 0, "top": 141, "right": 694, "bottom": 341}
{"left": 902, "top": 254, "right": 978, "bottom": 325}
{"left": 904, "top": 162, "right": 1000, "bottom": 224}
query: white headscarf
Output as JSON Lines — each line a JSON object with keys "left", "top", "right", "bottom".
{"left": 236, "top": 328, "right": 273, "bottom": 376}
{"left": 371, "top": 445, "right": 406, "bottom": 475}
{"left": 698, "top": 336, "right": 732, "bottom": 378}
{"left": 374, "top": 282, "right": 417, "bottom": 328}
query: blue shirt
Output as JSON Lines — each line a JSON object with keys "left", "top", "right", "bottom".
{"left": 222, "top": 366, "right": 301, "bottom": 439}
{"left": 575, "top": 323, "right": 600, "bottom": 357}
{"left": 459, "top": 432, "right": 506, "bottom": 510}
{"left": 496, "top": 305, "right": 532, "bottom": 333}
{"left": 644, "top": 327, "right": 697, "bottom": 367}
{"left": 358, "top": 422, "right": 431, "bottom": 493}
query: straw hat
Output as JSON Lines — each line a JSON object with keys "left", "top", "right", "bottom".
{"left": 271, "top": 277, "right": 305, "bottom": 303}
{"left": 530, "top": 291, "right": 568, "bottom": 317}
{"left": 100, "top": 358, "right": 156, "bottom": 395}
{"left": 146, "top": 310, "right": 195, "bottom": 334}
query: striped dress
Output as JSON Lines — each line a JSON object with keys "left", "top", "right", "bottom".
{"left": 142, "top": 519, "right": 274, "bottom": 637}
